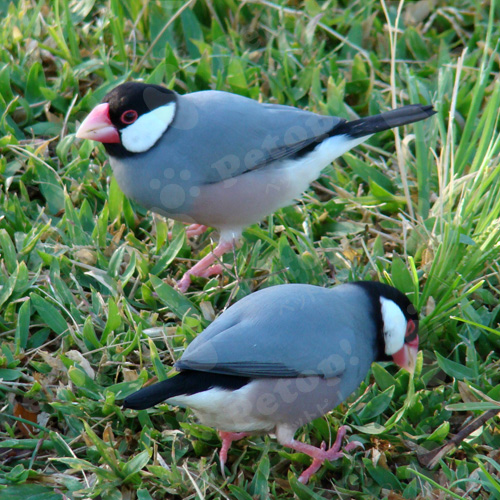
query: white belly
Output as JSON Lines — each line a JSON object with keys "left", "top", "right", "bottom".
{"left": 189, "top": 134, "right": 366, "bottom": 234}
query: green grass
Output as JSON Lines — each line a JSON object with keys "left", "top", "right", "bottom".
{"left": 1, "top": 0, "right": 500, "bottom": 498}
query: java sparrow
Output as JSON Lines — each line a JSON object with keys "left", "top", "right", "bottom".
{"left": 122, "top": 281, "right": 419, "bottom": 483}
{"left": 76, "top": 82, "right": 435, "bottom": 291}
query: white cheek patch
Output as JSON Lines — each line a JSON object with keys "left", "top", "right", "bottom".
{"left": 120, "top": 102, "right": 176, "bottom": 153}
{"left": 380, "top": 297, "right": 407, "bottom": 355}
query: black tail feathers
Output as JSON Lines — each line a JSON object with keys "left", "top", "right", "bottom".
{"left": 332, "top": 104, "right": 435, "bottom": 139}
{"left": 122, "top": 370, "right": 250, "bottom": 410}
{"left": 122, "top": 377, "right": 181, "bottom": 410}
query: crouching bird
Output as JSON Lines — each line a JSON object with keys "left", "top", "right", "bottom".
{"left": 76, "top": 82, "right": 435, "bottom": 291}
{"left": 122, "top": 281, "right": 419, "bottom": 483}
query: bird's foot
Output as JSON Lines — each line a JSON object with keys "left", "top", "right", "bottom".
{"left": 176, "top": 241, "right": 234, "bottom": 292}
{"left": 176, "top": 272, "right": 193, "bottom": 293}
{"left": 186, "top": 224, "right": 208, "bottom": 238}
{"left": 196, "top": 263, "right": 229, "bottom": 278}
{"left": 185, "top": 224, "right": 208, "bottom": 239}
{"left": 168, "top": 223, "right": 208, "bottom": 241}
{"left": 219, "top": 431, "right": 249, "bottom": 477}
{"left": 285, "top": 425, "right": 363, "bottom": 484}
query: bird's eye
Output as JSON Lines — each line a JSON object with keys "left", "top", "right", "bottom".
{"left": 120, "top": 110, "right": 138, "bottom": 125}
{"left": 405, "top": 319, "right": 418, "bottom": 342}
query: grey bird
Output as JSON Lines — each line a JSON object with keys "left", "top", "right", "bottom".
{"left": 122, "top": 281, "right": 419, "bottom": 483}
{"left": 76, "top": 82, "right": 435, "bottom": 291}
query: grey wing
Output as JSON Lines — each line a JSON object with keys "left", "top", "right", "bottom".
{"left": 167, "top": 91, "right": 343, "bottom": 185}
{"left": 175, "top": 284, "right": 377, "bottom": 379}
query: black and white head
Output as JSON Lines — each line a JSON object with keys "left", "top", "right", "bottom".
{"left": 355, "top": 281, "right": 419, "bottom": 373}
{"left": 76, "top": 82, "right": 177, "bottom": 157}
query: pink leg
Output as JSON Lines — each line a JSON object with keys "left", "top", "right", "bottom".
{"left": 219, "top": 431, "right": 249, "bottom": 477}
{"left": 168, "top": 223, "right": 208, "bottom": 240}
{"left": 284, "top": 426, "right": 363, "bottom": 484}
{"left": 176, "top": 240, "right": 234, "bottom": 292}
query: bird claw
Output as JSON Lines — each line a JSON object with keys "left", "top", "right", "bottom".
{"left": 176, "top": 263, "right": 230, "bottom": 292}
{"left": 293, "top": 426, "right": 363, "bottom": 484}
{"left": 218, "top": 431, "right": 249, "bottom": 478}
{"left": 176, "top": 273, "right": 192, "bottom": 293}
{"left": 197, "top": 263, "right": 231, "bottom": 278}
{"left": 175, "top": 241, "right": 234, "bottom": 292}
{"left": 344, "top": 440, "right": 364, "bottom": 452}
{"left": 184, "top": 224, "right": 208, "bottom": 239}
{"left": 220, "top": 457, "right": 227, "bottom": 479}
{"left": 168, "top": 224, "right": 208, "bottom": 241}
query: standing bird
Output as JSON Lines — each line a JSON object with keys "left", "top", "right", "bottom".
{"left": 76, "top": 82, "right": 435, "bottom": 291}
{"left": 122, "top": 281, "right": 419, "bottom": 483}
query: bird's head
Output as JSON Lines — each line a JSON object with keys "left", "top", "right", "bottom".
{"left": 355, "top": 281, "right": 419, "bottom": 374}
{"left": 76, "top": 82, "right": 177, "bottom": 156}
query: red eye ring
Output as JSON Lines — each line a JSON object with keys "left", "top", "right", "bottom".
{"left": 120, "top": 110, "right": 138, "bottom": 125}
{"left": 405, "top": 319, "right": 418, "bottom": 342}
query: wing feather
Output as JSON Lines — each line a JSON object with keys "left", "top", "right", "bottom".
{"left": 170, "top": 92, "right": 341, "bottom": 184}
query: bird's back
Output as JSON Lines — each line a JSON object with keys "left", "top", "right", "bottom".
{"left": 177, "top": 284, "right": 380, "bottom": 380}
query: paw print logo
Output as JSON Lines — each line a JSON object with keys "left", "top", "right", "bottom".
{"left": 318, "top": 338, "right": 360, "bottom": 381}
{"left": 148, "top": 167, "right": 201, "bottom": 211}
{"left": 340, "top": 338, "right": 360, "bottom": 367}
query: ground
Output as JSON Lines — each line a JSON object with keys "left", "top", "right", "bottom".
{"left": 0, "top": 0, "right": 499, "bottom": 499}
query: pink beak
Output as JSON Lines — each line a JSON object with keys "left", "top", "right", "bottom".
{"left": 76, "top": 103, "right": 120, "bottom": 143}
{"left": 392, "top": 336, "right": 419, "bottom": 374}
